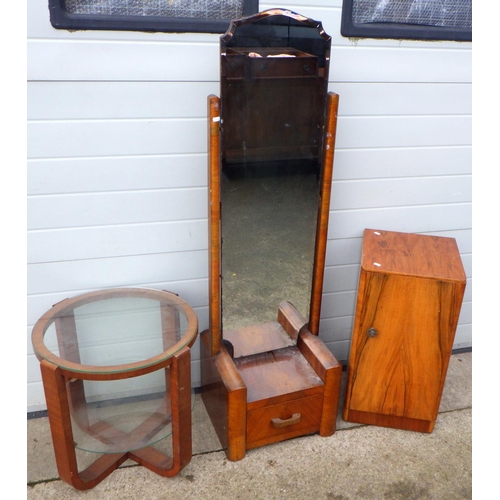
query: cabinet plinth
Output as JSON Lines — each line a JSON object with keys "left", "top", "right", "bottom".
{"left": 343, "top": 229, "right": 466, "bottom": 433}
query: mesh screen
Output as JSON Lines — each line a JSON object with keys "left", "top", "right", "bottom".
{"left": 352, "top": 0, "right": 471, "bottom": 29}
{"left": 65, "top": 0, "right": 245, "bottom": 19}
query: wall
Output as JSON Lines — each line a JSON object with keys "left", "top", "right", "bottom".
{"left": 27, "top": 0, "right": 472, "bottom": 412}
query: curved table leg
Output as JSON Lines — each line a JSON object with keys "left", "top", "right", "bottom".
{"left": 40, "top": 360, "right": 128, "bottom": 490}
{"left": 128, "top": 346, "right": 192, "bottom": 476}
{"left": 40, "top": 347, "right": 192, "bottom": 489}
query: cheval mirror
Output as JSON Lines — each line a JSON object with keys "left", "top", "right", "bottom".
{"left": 201, "top": 9, "right": 342, "bottom": 461}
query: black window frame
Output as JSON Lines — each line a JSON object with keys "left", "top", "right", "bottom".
{"left": 341, "top": 0, "right": 471, "bottom": 42}
{"left": 48, "top": 0, "right": 260, "bottom": 33}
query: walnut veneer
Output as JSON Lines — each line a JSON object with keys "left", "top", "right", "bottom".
{"left": 201, "top": 9, "right": 342, "bottom": 461}
{"left": 343, "top": 229, "right": 467, "bottom": 432}
{"left": 32, "top": 288, "right": 198, "bottom": 490}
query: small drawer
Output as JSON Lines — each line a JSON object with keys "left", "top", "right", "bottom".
{"left": 246, "top": 393, "right": 323, "bottom": 449}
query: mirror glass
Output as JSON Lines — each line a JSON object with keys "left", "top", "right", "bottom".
{"left": 219, "top": 11, "right": 331, "bottom": 333}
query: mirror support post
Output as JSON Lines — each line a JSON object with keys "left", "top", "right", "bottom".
{"left": 309, "top": 92, "right": 340, "bottom": 335}
{"left": 208, "top": 95, "right": 222, "bottom": 357}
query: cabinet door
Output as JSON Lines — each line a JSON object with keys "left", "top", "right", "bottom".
{"left": 347, "top": 272, "right": 461, "bottom": 422}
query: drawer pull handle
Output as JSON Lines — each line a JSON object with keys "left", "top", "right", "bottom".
{"left": 367, "top": 327, "right": 378, "bottom": 338}
{"left": 271, "top": 413, "right": 301, "bottom": 428}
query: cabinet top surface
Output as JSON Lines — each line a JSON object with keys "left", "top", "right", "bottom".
{"left": 361, "top": 229, "right": 466, "bottom": 282}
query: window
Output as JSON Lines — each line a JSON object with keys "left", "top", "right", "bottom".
{"left": 341, "top": 0, "right": 471, "bottom": 41}
{"left": 49, "top": 0, "right": 259, "bottom": 33}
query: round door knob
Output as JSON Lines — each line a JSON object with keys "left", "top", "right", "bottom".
{"left": 367, "top": 327, "right": 378, "bottom": 338}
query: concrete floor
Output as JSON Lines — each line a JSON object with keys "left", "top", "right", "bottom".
{"left": 27, "top": 351, "right": 471, "bottom": 499}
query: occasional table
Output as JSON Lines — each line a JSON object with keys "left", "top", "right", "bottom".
{"left": 32, "top": 288, "right": 198, "bottom": 490}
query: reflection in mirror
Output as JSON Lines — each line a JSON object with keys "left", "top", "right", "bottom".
{"left": 219, "top": 11, "right": 331, "bottom": 335}
{"left": 221, "top": 161, "right": 319, "bottom": 330}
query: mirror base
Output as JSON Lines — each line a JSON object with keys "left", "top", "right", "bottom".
{"left": 200, "top": 303, "right": 342, "bottom": 461}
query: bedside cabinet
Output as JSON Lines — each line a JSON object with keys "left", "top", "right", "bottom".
{"left": 343, "top": 229, "right": 466, "bottom": 432}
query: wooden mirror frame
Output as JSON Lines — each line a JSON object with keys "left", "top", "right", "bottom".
{"left": 207, "top": 88, "right": 339, "bottom": 358}
{"left": 202, "top": 9, "right": 342, "bottom": 461}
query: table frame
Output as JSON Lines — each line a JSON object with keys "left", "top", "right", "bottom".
{"left": 32, "top": 288, "right": 198, "bottom": 490}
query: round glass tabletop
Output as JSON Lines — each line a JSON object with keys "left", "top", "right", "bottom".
{"left": 32, "top": 288, "right": 198, "bottom": 376}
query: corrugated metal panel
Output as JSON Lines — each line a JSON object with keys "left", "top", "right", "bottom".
{"left": 28, "top": 219, "right": 208, "bottom": 262}
{"left": 333, "top": 146, "right": 472, "bottom": 179}
{"left": 27, "top": 0, "right": 472, "bottom": 411}
{"left": 28, "top": 81, "right": 472, "bottom": 119}
{"left": 28, "top": 188, "right": 207, "bottom": 229}
{"left": 27, "top": 38, "right": 471, "bottom": 83}
{"left": 28, "top": 118, "right": 206, "bottom": 158}
{"left": 27, "top": 250, "right": 209, "bottom": 296}
{"left": 328, "top": 203, "right": 471, "bottom": 239}
{"left": 28, "top": 81, "right": 219, "bottom": 119}
{"left": 28, "top": 155, "right": 208, "bottom": 195}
